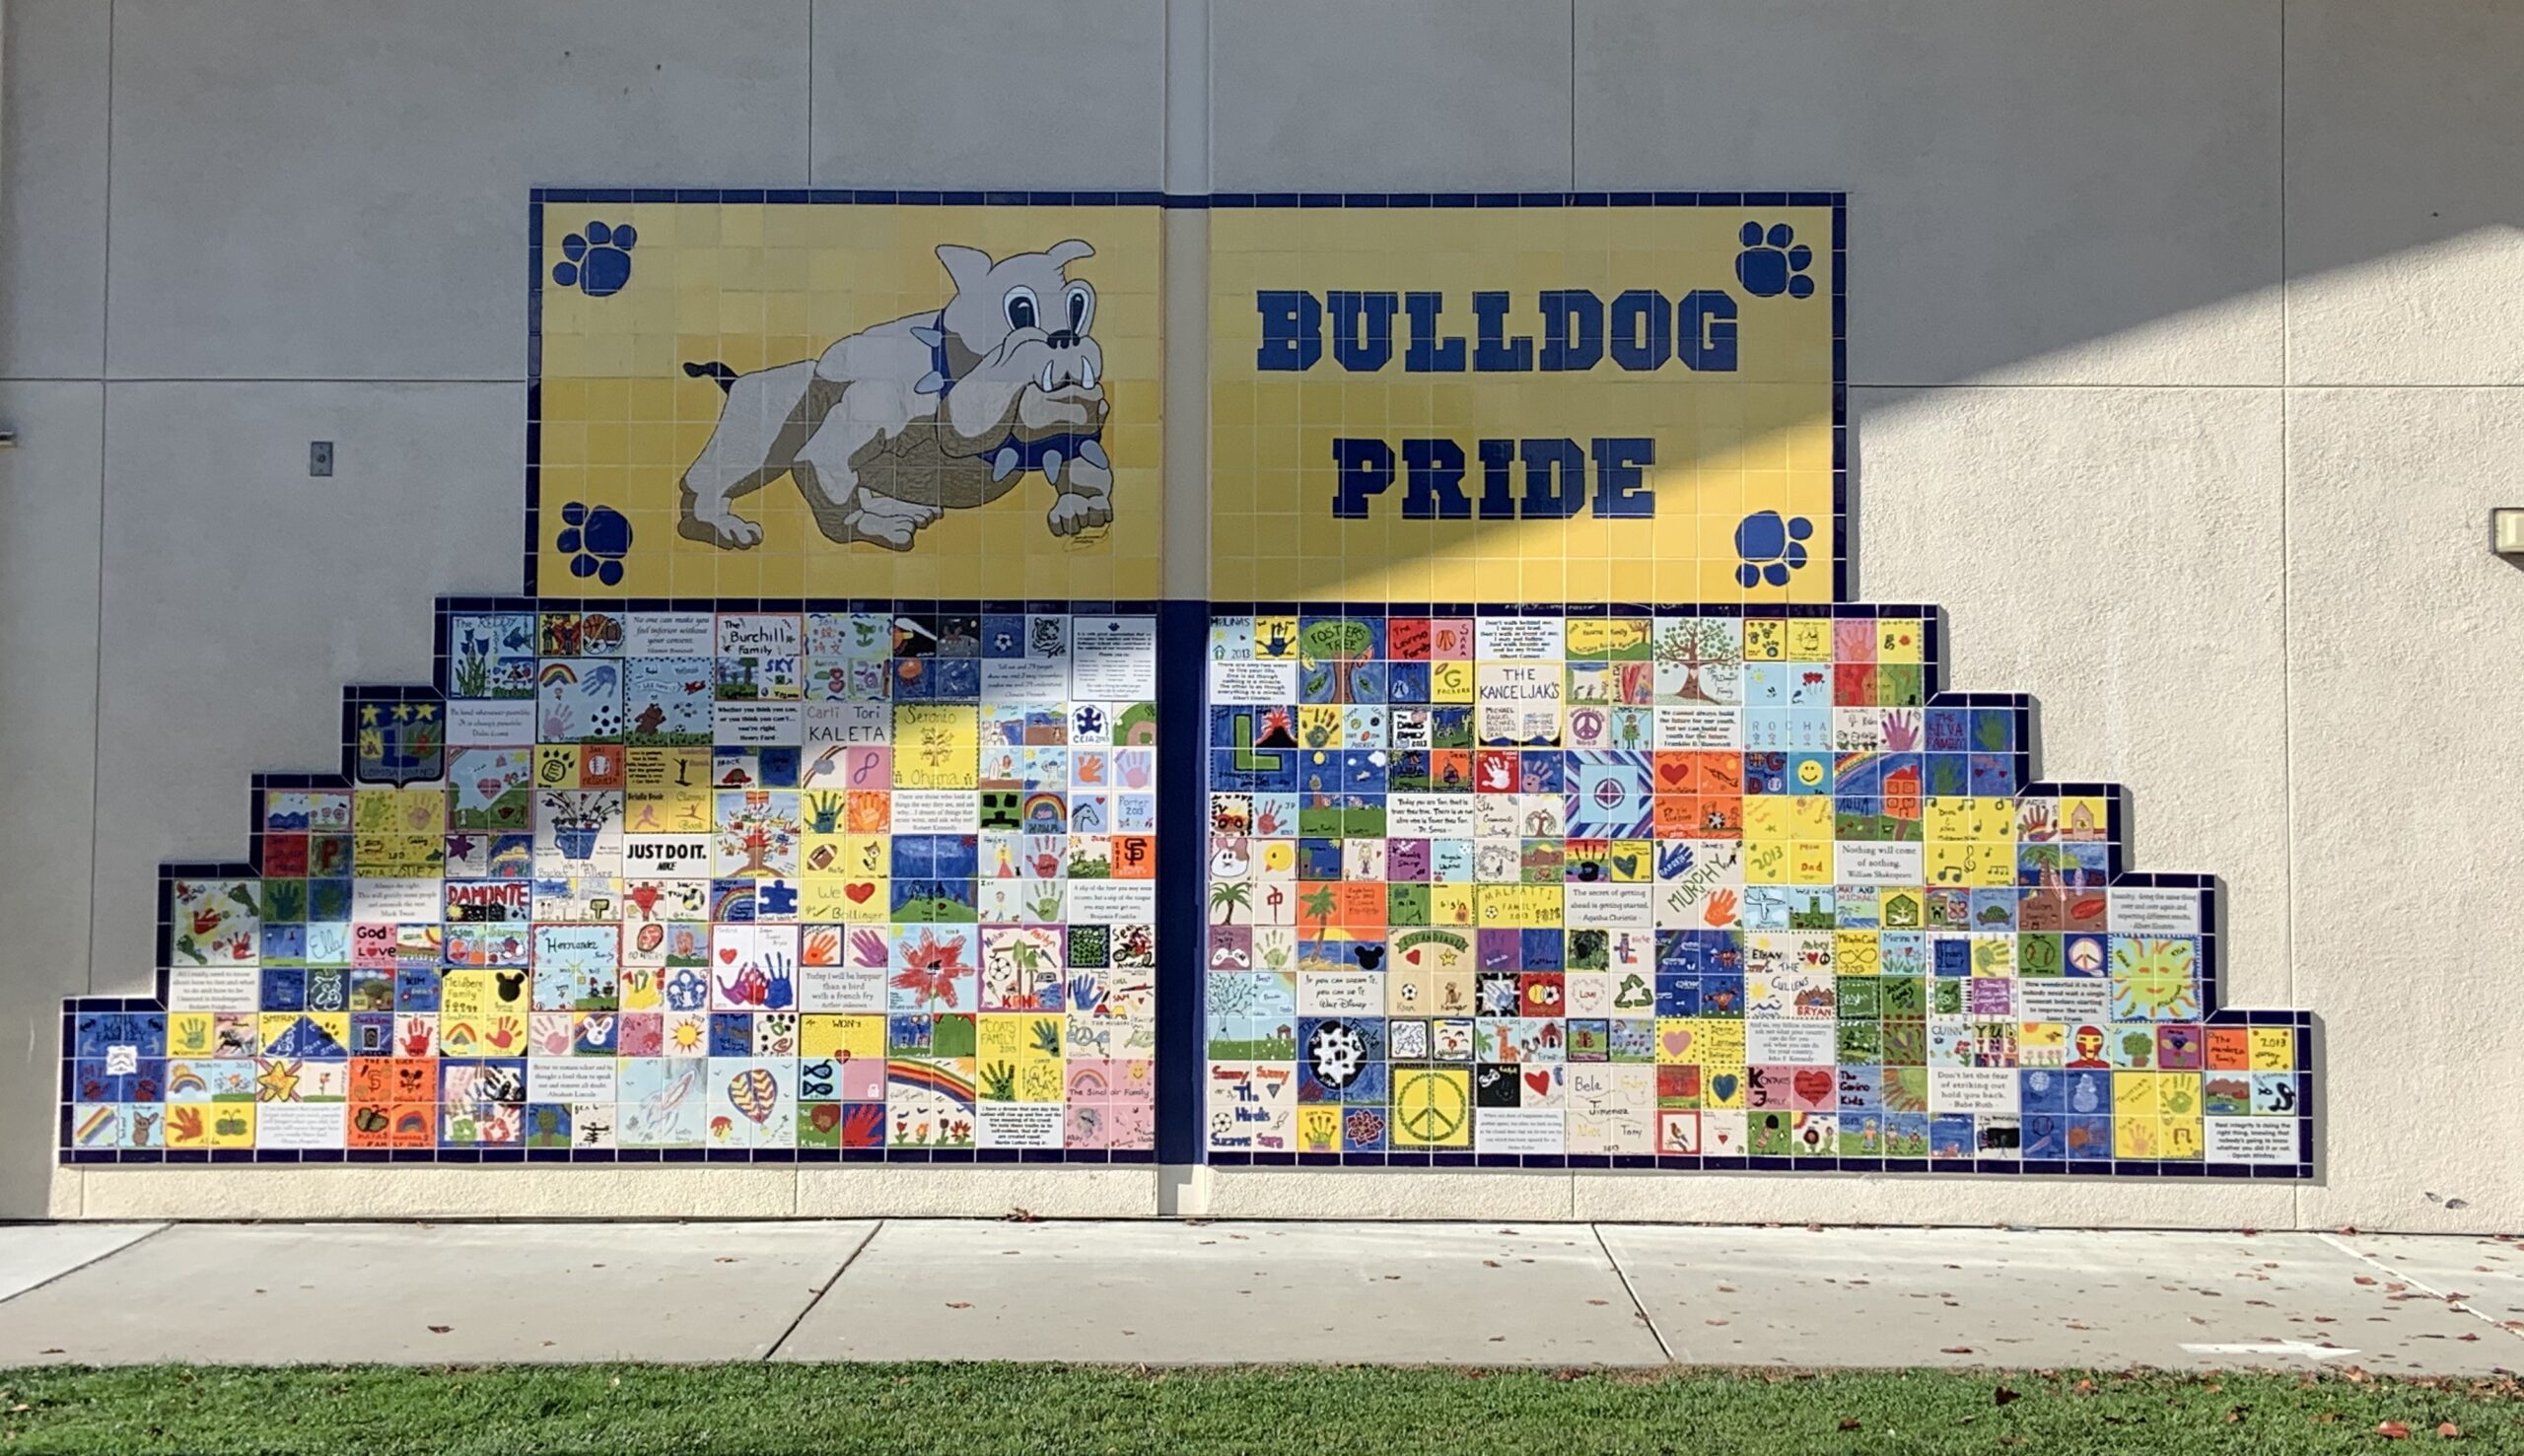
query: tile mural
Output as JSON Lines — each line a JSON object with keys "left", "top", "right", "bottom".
{"left": 531, "top": 194, "right": 1162, "bottom": 600}
{"left": 1206, "top": 198, "right": 1840, "bottom": 604}
{"left": 65, "top": 601, "right": 1160, "bottom": 1159}
{"left": 1201, "top": 606, "right": 2310, "bottom": 1172}
{"left": 59, "top": 190, "right": 2314, "bottom": 1182}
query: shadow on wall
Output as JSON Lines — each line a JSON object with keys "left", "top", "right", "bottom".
{"left": 1203, "top": 199, "right": 1845, "bottom": 605}
{"left": 1208, "top": 208, "right": 2521, "bottom": 602}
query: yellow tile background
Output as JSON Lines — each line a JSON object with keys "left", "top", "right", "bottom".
{"left": 536, "top": 202, "right": 1164, "bottom": 598}
{"left": 1209, "top": 206, "right": 1837, "bottom": 603}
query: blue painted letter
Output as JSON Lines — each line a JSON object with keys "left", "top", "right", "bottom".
{"left": 1472, "top": 292, "right": 1533, "bottom": 373}
{"left": 1538, "top": 290, "right": 1604, "bottom": 372}
{"left": 1518, "top": 439, "right": 1586, "bottom": 519}
{"left": 1591, "top": 437, "right": 1655, "bottom": 518}
{"left": 1609, "top": 290, "right": 1672, "bottom": 372}
{"left": 1329, "top": 291, "right": 1399, "bottom": 373}
{"left": 1477, "top": 438, "right": 1517, "bottom": 520}
{"left": 1678, "top": 290, "right": 1737, "bottom": 372}
{"left": 1257, "top": 290, "right": 1323, "bottom": 371}
{"left": 1403, "top": 292, "right": 1466, "bottom": 373}
{"left": 1332, "top": 438, "right": 1396, "bottom": 518}
{"left": 1402, "top": 438, "right": 1471, "bottom": 520}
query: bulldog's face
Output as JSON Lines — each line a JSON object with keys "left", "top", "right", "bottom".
{"left": 935, "top": 241, "right": 1108, "bottom": 435}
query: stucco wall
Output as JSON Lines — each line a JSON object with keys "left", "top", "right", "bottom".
{"left": 5, "top": 0, "right": 2516, "bottom": 1228}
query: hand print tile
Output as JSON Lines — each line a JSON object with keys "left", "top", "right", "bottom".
{"left": 1201, "top": 605, "right": 2313, "bottom": 1177}
{"left": 64, "top": 602, "right": 1157, "bottom": 1162}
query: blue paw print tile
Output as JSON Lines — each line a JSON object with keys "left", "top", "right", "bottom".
{"left": 1735, "top": 222, "right": 1815, "bottom": 300}
{"left": 553, "top": 220, "right": 637, "bottom": 298}
{"left": 1734, "top": 510, "right": 1813, "bottom": 588}
{"left": 557, "top": 501, "right": 632, "bottom": 586}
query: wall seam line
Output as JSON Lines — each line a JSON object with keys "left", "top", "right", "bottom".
{"left": 2278, "top": 0, "right": 2298, "bottom": 1231}
{"left": 1157, "top": 0, "right": 1167, "bottom": 193}
{"left": 84, "top": 0, "right": 115, "bottom": 999}
{"left": 803, "top": 0, "right": 813, "bottom": 188}
{"left": 1852, "top": 381, "right": 2521, "bottom": 390}
{"left": 1204, "top": 1, "right": 1214, "bottom": 192}
{"left": 22, "top": 379, "right": 2524, "bottom": 391}
{"left": 81, "top": 377, "right": 530, "bottom": 386}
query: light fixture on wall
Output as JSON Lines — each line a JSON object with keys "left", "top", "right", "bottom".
{"left": 2494, "top": 509, "right": 2524, "bottom": 558}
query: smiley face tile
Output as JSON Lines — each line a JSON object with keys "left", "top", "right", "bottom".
{"left": 58, "top": 191, "right": 2311, "bottom": 1187}
{"left": 1200, "top": 604, "right": 2310, "bottom": 1175}
{"left": 66, "top": 600, "right": 1158, "bottom": 1162}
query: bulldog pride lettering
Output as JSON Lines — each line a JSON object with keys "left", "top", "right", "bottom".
{"left": 1258, "top": 287, "right": 1736, "bottom": 522}
{"left": 1256, "top": 288, "right": 1743, "bottom": 379}
{"left": 1210, "top": 200, "right": 1841, "bottom": 602}
{"left": 60, "top": 191, "right": 2314, "bottom": 1187}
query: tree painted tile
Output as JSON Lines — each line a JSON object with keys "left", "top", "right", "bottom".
{"left": 1198, "top": 604, "right": 2310, "bottom": 1175}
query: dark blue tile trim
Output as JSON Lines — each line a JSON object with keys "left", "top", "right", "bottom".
{"left": 524, "top": 188, "right": 1852, "bottom": 610}
{"left": 1831, "top": 194, "right": 1851, "bottom": 601}
{"left": 532, "top": 189, "right": 1856, "bottom": 211}
{"left": 524, "top": 197, "right": 545, "bottom": 596}
{"left": 1154, "top": 600, "right": 1206, "bottom": 1163}
{"left": 64, "top": 592, "right": 1174, "bottom": 1171}
{"left": 1181, "top": 599, "right": 2318, "bottom": 1181}
{"left": 68, "top": 595, "right": 2315, "bottom": 1179}
{"left": 72, "top": 192, "right": 2304, "bottom": 1183}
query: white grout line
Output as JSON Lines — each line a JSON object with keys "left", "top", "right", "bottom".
{"left": 1590, "top": 1223, "right": 1674, "bottom": 1363}
{"left": 2318, "top": 1231, "right": 2524, "bottom": 1344}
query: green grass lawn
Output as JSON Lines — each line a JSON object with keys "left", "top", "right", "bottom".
{"left": 0, "top": 1363, "right": 2515, "bottom": 1455}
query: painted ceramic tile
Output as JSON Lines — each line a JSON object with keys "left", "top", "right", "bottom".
{"left": 1207, "top": 200, "right": 1839, "bottom": 604}
{"left": 1201, "top": 606, "right": 2313, "bottom": 1173}
{"left": 58, "top": 189, "right": 2316, "bottom": 1184}
{"left": 65, "top": 602, "right": 1157, "bottom": 1160}
{"left": 532, "top": 197, "right": 1163, "bottom": 600}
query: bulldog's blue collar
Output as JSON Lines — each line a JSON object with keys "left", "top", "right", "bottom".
{"left": 918, "top": 313, "right": 959, "bottom": 397}
{"left": 982, "top": 430, "right": 1103, "bottom": 472}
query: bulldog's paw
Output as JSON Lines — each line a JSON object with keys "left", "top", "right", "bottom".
{"left": 677, "top": 509, "right": 764, "bottom": 550}
{"left": 1047, "top": 491, "right": 1113, "bottom": 537}
{"left": 557, "top": 502, "right": 632, "bottom": 586}
{"left": 834, "top": 494, "right": 938, "bottom": 552}
{"left": 840, "top": 512, "right": 918, "bottom": 551}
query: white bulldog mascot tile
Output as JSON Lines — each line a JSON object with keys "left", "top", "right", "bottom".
{"left": 679, "top": 240, "right": 1112, "bottom": 551}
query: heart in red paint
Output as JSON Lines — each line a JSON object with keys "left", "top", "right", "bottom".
{"left": 1524, "top": 1070, "right": 1551, "bottom": 1098}
{"left": 719, "top": 947, "right": 738, "bottom": 964}
{"left": 1406, "top": 947, "right": 1423, "bottom": 965}
{"left": 1657, "top": 758, "right": 1688, "bottom": 787}
{"left": 1793, "top": 1068, "right": 1835, "bottom": 1104}
{"left": 845, "top": 882, "right": 876, "bottom": 903}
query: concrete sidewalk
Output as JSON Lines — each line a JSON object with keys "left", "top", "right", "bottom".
{"left": 0, "top": 1219, "right": 2514, "bottom": 1374}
